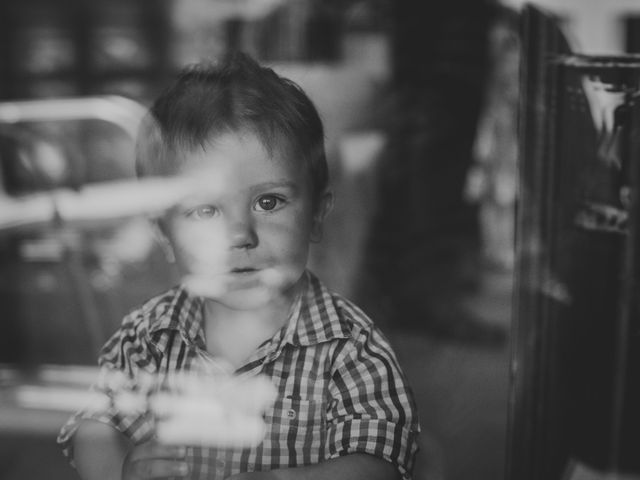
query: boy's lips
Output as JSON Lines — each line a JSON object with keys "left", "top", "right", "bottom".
{"left": 225, "top": 267, "right": 267, "bottom": 291}
{"left": 229, "top": 267, "right": 260, "bottom": 275}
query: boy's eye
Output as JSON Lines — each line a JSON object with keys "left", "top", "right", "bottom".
{"left": 187, "top": 205, "right": 218, "bottom": 219}
{"left": 255, "top": 195, "right": 283, "bottom": 212}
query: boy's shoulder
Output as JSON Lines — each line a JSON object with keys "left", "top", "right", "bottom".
{"left": 118, "top": 286, "right": 188, "bottom": 334}
{"left": 96, "top": 287, "right": 184, "bottom": 368}
{"left": 303, "top": 272, "right": 402, "bottom": 363}
{"left": 331, "top": 291, "right": 375, "bottom": 332}
{"left": 305, "top": 271, "right": 378, "bottom": 339}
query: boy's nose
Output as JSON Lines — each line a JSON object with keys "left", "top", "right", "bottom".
{"left": 227, "top": 217, "right": 258, "bottom": 249}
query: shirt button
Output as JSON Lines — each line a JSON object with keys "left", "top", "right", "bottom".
{"left": 286, "top": 409, "right": 297, "bottom": 420}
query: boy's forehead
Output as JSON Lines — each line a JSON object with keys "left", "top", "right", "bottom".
{"left": 173, "top": 131, "right": 311, "bottom": 187}
{"left": 179, "top": 131, "right": 301, "bottom": 169}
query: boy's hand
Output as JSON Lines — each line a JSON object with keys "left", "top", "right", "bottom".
{"left": 121, "top": 442, "right": 189, "bottom": 479}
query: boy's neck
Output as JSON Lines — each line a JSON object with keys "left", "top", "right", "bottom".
{"left": 201, "top": 278, "right": 304, "bottom": 368}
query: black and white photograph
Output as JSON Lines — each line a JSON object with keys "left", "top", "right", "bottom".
{"left": 1, "top": 1, "right": 640, "bottom": 479}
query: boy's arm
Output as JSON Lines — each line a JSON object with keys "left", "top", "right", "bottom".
{"left": 73, "top": 420, "right": 190, "bottom": 480}
{"left": 228, "top": 453, "right": 400, "bottom": 480}
{"left": 73, "top": 420, "right": 130, "bottom": 480}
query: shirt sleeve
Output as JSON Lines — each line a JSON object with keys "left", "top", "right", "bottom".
{"left": 325, "top": 322, "right": 421, "bottom": 479}
{"left": 56, "top": 313, "right": 158, "bottom": 465}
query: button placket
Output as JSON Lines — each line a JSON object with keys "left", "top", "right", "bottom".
{"left": 215, "top": 458, "right": 226, "bottom": 475}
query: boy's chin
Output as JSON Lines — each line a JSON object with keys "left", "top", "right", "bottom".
{"left": 214, "top": 276, "right": 303, "bottom": 311}
{"left": 217, "top": 287, "right": 278, "bottom": 311}
{"left": 182, "top": 268, "right": 304, "bottom": 310}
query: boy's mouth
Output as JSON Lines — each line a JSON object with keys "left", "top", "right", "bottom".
{"left": 226, "top": 267, "right": 265, "bottom": 290}
{"left": 230, "top": 267, "right": 259, "bottom": 274}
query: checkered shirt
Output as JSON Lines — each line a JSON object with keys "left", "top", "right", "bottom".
{"left": 57, "top": 270, "right": 420, "bottom": 479}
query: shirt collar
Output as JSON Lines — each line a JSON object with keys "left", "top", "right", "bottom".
{"left": 147, "top": 271, "right": 351, "bottom": 353}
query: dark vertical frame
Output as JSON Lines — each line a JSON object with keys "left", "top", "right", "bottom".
{"left": 507, "top": 5, "right": 572, "bottom": 480}
{"left": 509, "top": 4, "right": 640, "bottom": 479}
{"left": 615, "top": 72, "right": 640, "bottom": 472}
{"left": 625, "top": 16, "right": 640, "bottom": 54}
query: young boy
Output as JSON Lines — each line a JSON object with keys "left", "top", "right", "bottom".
{"left": 58, "top": 52, "right": 420, "bottom": 480}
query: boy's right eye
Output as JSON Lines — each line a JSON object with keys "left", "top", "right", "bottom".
{"left": 186, "top": 205, "right": 218, "bottom": 219}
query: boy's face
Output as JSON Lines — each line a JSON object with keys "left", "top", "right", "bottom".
{"left": 160, "top": 130, "right": 330, "bottom": 310}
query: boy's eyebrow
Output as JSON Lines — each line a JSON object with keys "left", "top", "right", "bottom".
{"left": 253, "top": 181, "right": 299, "bottom": 192}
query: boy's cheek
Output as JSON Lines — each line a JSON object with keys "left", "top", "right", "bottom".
{"left": 173, "top": 224, "right": 230, "bottom": 271}
{"left": 259, "top": 211, "right": 315, "bottom": 240}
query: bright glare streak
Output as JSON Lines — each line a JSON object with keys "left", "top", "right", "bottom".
{"left": 151, "top": 373, "right": 276, "bottom": 447}
{"left": 15, "top": 386, "right": 109, "bottom": 412}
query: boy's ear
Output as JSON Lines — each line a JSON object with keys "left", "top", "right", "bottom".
{"left": 151, "top": 218, "right": 176, "bottom": 263}
{"left": 310, "top": 191, "right": 334, "bottom": 243}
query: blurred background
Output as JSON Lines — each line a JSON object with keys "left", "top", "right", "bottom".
{"left": 2, "top": 0, "right": 640, "bottom": 479}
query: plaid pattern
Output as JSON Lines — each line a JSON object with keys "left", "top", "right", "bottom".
{"left": 58, "top": 270, "right": 420, "bottom": 479}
